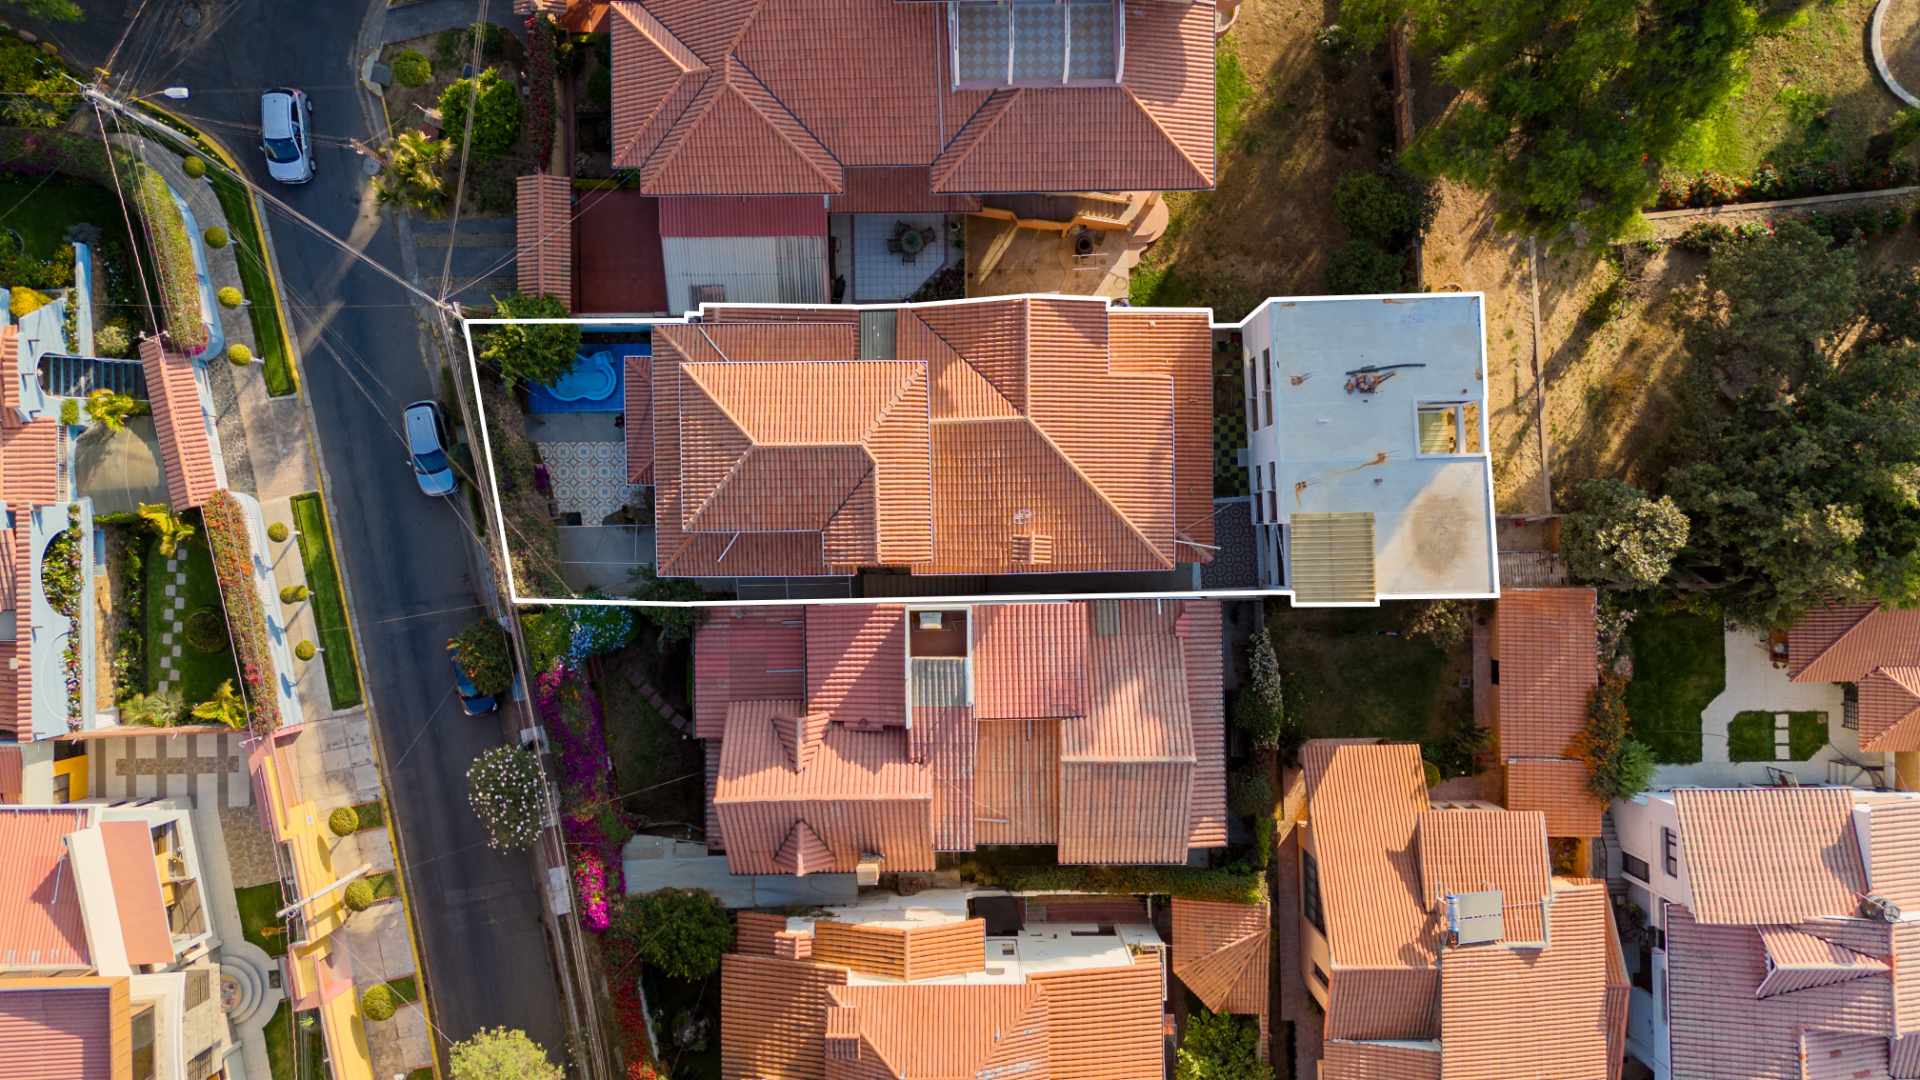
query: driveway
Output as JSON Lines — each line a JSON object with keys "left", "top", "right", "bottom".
{"left": 20, "top": 0, "right": 572, "bottom": 1068}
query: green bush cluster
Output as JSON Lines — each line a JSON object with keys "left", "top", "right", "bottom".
{"left": 392, "top": 49, "right": 432, "bottom": 88}
{"left": 294, "top": 640, "right": 317, "bottom": 662}
{"left": 1577, "top": 672, "right": 1656, "bottom": 800}
{"left": 59, "top": 399, "right": 79, "bottom": 426}
{"left": 451, "top": 618, "right": 514, "bottom": 694}
{"left": 344, "top": 878, "right": 376, "bottom": 911}
{"left": 182, "top": 156, "right": 206, "bottom": 179}
{"left": 227, "top": 343, "right": 253, "bottom": 366}
{"left": 202, "top": 226, "right": 228, "bottom": 249}
{"left": 184, "top": 608, "right": 228, "bottom": 654}
{"left": 963, "top": 861, "right": 1266, "bottom": 906}
{"left": 438, "top": 68, "right": 522, "bottom": 161}
{"left": 95, "top": 321, "right": 132, "bottom": 357}
{"left": 280, "top": 584, "right": 309, "bottom": 604}
{"left": 329, "top": 806, "right": 360, "bottom": 836}
{"left": 1176, "top": 1010, "right": 1272, "bottom": 1080}
{"left": 8, "top": 286, "right": 52, "bottom": 318}
{"left": 267, "top": 522, "right": 289, "bottom": 543}
{"left": 605, "top": 888, "right": 733, "bottom": 983}
{"left": 361, "top": 984, "right": 396, "bottom": 1022}
{"left": 216, "top": 285, "right": 243, "bottom": 309}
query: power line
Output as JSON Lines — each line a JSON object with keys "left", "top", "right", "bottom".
{"left": 437, "top": 0, "right": 492, "bottom": 304}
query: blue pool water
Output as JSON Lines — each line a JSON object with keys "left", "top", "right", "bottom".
{"left": 527, "top": 341, "right": 651, "bottom": 413}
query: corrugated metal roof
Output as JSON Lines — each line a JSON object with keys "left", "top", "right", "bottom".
{"left": 0, "top": 808, "right": 92, "bottom": 970}
{"left": 514, "top": 173, "right": 574, "bottom": 306}
{"left": 1674, "top": 787, "right": 1866, "bottom": 925}
{"left": 1290, "top": 512, "right": 1378, "bottom": 604}
{"left": 137, "top": 336, "right": 216, "bottom": 509}
{"left": 0, "top": 982, "right": 120, "bottom": 1080}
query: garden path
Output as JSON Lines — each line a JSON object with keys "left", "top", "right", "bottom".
{"left": 152, "top": 548, "right": 192, "bottom": 694}
{"left": 261, "top": 496, "right": 330, "bottom": 714}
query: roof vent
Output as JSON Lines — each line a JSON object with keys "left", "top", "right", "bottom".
{"left": 856, "top": 854, "right": 883, "bottom": 887}
{"left": 1445, "top": 890, "right": 1504, "bottom": 946}
{"left": 1861, "top": 894, "right": 1904, "bottom": 923}
{"left": 918, "top": 611, "right": 944, "bottom": 630}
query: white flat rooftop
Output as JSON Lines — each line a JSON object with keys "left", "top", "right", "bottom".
{"left": 1252, "top": 294, "right": 1498, "bottom": 599}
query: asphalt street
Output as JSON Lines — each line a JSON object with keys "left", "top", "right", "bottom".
{"left": 23, "top": 0, "right": 572, "bottom": 1067}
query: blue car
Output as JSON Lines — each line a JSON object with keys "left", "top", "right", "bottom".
{"left": 447, "top": 642, "right": 497, "bottom": 716}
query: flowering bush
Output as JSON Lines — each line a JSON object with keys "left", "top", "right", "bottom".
{"left": 467, "top": 744, "right": 547, "bottom": 850}
{"left": 1656, "top": 158, "right": 1920, "bottom": 212}
{"left": 573, "top": 849, "right": 612, "bottom": 931}
{"left": 203, "top": 493, "right": 279, "bottom": 731}
{"left": 612, "top": 976, "right": 661, "bottom": 1077}
{"left": 131, "top": 163, "right": 208, "bottom": 353}
{"left": 526, "top": 15, "right": 556, "bottom": 167}
{"left": 569, "top": 600, "right": 634, "bottom": 660}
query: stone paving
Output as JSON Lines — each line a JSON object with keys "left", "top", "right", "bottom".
{"left": 262, "top": 496, "right": 330, "bottom": 715}
{"left": 151, "top": 549, "right": 191, "bottom": 694}
{"left": 288, "top": 711, "right": 382, "bottom": 806}
{"left": 537, "top": 440, "right": 635, "bottom": 526}
{"left": 218, "top": 804, "right": 280, "bottom": 889}
{"left": 89, "top": 730, "right": 251, "bottom": 806}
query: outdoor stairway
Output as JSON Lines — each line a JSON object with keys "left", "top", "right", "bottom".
{"left": 39, "top": 354, "right": 148, "bottom": 400}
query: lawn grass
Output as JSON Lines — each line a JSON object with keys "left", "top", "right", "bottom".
{"left": 0, "top": 175, "right": 128, "bottom": 261}
{"left": 386, "top": 974, "right": 420, "bottom": 1004}
{"left": 1264, "top": 602, "right": 1471, "bottom": 747}
{"left": 1622, "top": 610, "right": 1723, "bottom": 764}
{"left": 209, "top": 171, "right": 297, "bottom": 397}
{"left": 1672, "top": 0, "right": 1909, "bottom": 178}
{"left": 289, "top": 492, "right": 363, "bottom": 708}
{"left": 261, "top": 1001, "right": 328, "bottom": 1080}
{"left": 233, "top": 882, "right": 289, "bottom": 958}
{"left": 1215, "top": 42, "right": 1253, "bottom": 159}
{"left": 1727, "top": 710, "right": 1830, "bottom": 762}
{"left": 600, "top": 651, "right": 705, "bottom": 828}
{"left": 351, "top": 798, "right": 386, "bottom": 829}
{"left": 146, "top": 532, "right": 240, "bottom": 706}
{"left": 368, "top": 870, "right": 400, "bottom": 901}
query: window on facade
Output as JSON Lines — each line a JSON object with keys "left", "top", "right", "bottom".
{"left": 1266, "top": 462, "right": 1277, "bottom": 522}
{"left": 1661, "top": 826, "right": 1679, "bottom": 877}
{"left": 1251, "top": 465, "right": 1263, "bottom": 524}
{"left": 1244, "top": 351, "right": 1256, "bottom": 432}
{"left": 1311, "top": 962, "right": 1330, "bottom": 989}
{"left": 951, "top": 1, "right": 1121, "bottom": 87}
{"left": 1622, "top": 852, "right": 1651, "bottom": 882}
{"left": 1261, "top": 347, "right": 1274, "bottom": 427}
{"left": 131, "top": 1004, "right": 156, "bottom": 1080}
{"left": 1416, "top": 401, "right": 1483, "bottom": 455}
{"left": 1302, "top": 849, "right": 1327, "bottom": 934}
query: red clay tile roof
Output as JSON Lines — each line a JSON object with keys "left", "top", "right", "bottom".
{"left": 1437, "top": 881, "right": 1615, "bottom": 1080}
{"left": 702, "top": 600, "right": 1224, "bottom": 870}
{"left": 1321, "top": 1040, "right": 1443, "bottom": 1080}
{"left": 0, "top": 808, "right": 92, "bottom": 969}
{"left": 1, "top": 404, "right": 58, "bottom": 508}
{"left": 624, "top": 355, "right": 653, "bottom": 483}
{"left": 1789, "top": 605, "right": 1920, "bottom": 750}
{"left": 0, "top": 326, "right": 17, "bottom": 427}
{"left": 721, "top": 952, "right": 849, "bottom": 1080}
{"left": 1414, "top": 809, "right": 1551, "bottom": 945}
{"left": 1867, "top": 800, "right": 1920, "bottom": 909}
{"left": 138, "top": 336, "right": 217, "bottom": 509}
{"left": 1504, "top": 758, "right": 1605, "bottom": 839}
{"left": 99, "top": 820, "right": 172, "bottom": 967}
{"left": 651, "top": 297, "right": 1209, "bottom": 578}
{"left": 1754, "top": 926, "right": 1888, "bottom": 998}
{"left": 1673, "top": 787, "right": 1867, "bottom": 924}
{"left": 0, "top": 982, "right": 118, "bottom": 1080}
{"left": 1171, "top": 898, "right": 1269, "bottom": 1017}
{"left": 825, "top": 167, "right": 983, "bottom": 215}
{"left": 610, "top": 0, "right": 1215, "bottom": 197}
{"left": 811, "top": 918, "right": 985, "bottom": 981}
{"left": 515, "top": 174, "right": 574, "bottom": 307}
{"left": 657, "top": 195, "right": 825, "bottom": 237}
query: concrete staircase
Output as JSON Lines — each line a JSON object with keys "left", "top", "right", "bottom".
{"left": 38, "top": 354, "right": 148, "bottom": 400}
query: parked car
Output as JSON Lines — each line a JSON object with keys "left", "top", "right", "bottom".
{"left": 402, "top": 400, "right": 456, "bottom": 496}
{"left": 259, "top": 88, "right": 314, "bottom": 184}
{"left": 446, "top": 641, "right": 498, "bottom": 716}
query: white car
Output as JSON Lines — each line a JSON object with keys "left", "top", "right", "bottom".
{"left": 259, "top": 88, "right": 314, "bottom": 184}
{"left": 403, "top": 400, "right": 457, "bottom": 496}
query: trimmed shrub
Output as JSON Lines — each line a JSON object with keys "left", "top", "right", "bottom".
{"left": 1324, "top": 240, "right": 1405, "bottom": 294}
{"left": 227, "top": 343, "right": 252, "bottom": 365}
{"left": 328, "top": 805, "right": 360, "bottom": 836}
{"left": 605, "top": 889, "right": 733, "bottom": 982}
{"left": 344, "top": 879, "right": 376, "bottom": 911}
{"left": 202, "top": 226, "right": 228, "bottom": 248}
{"left": 132, "top": 164, "right": 207, "bottom": 352}
{"left": 8, "top": 286, "right": 51, "bottom": 317}
{"left": 182, "top": 155, "right": 206, "bottom": 179}
{"left": 1577, "top": 671, "right": 1657, "bottom": 799}
{"left": 58, "top": 399, "right": 78, "bottom": 426}
{"left": 451, "top": 618, "right": 514, "bottom": 695}
{"left": 266, "top": 522, "right": 289, "bottom": 542}
{"left": 361, "top": 983, "right": 396, "bottom": 1022}
{"left": 1233, "top": 626, "right": 1295, "bottom": 754}
{"left": 216, "top": 285, "right": 243, "bottom": 308}
{"left": 438, "top": 67, "right": 523, "bottom": 162}
{"left": 184, "top": 608, "right": 228, "bottom": 653}
{"left": 1333, "top": 170, "right": 1419, "bottom": 247}
{"left": 1176, "top": 1010, "right": 1272, "bottom": 1080}
{"left": 1228, "top": 770, "right": 1275, "bottom": 819}
{"left": 280, "top": 584, "right": 309, "bottom": 604}
{"left": 391, "top": 49, "right": 432, "bottom": 88}
{"left": 294, "top": 640, "right": 317, "bottom": 662}
{"left": 94, "top": 322, "right": 132, "bottom": 357}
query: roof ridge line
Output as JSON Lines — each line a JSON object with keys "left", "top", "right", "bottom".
{"left": 1024, "top": 420, "right": 1173, "bottom": 570}
{"left": 633, "top": 71, "right": 727, "bottom": 186}
{"left": 907, "top": 310, "right": 1023, "bottom": 417}
{"left": 726, "top": 55, "right": 844, "bottom": 190}
{"left": 1124, "top": 86, "right": 1213, "bottom": 189}
{"left": 930, "top": 88, "right": 1022, "bottom": 191}
{"left": 1799, "top": 604, "right": 1884, "bottom": 680}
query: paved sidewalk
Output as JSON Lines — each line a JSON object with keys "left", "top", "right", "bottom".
{"left": 261, "top": 496, "right": 332, "bottom": 714}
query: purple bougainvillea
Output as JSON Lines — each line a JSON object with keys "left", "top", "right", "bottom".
{"left": 537, "top": 663, "right": 629, "bottom": 930}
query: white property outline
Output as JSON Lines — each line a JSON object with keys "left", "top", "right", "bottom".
{"left": 459, "top": 291, "right": 1501, "bottom": 609}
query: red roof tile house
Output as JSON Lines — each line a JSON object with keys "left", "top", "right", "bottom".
{"left": 632, "top": 296, "right": 1213, "bottom": 580}
{"left": 1788, "top": 603, "right": 1920, "bottom": 753}
{"left": 1297, "top": 740, "right": 1628, "bottom": 1080}
{"left": 1609, "top": 786, "right": 1920, "bottom": 1080}
{"left": 719, "top": 892, "right": 1168, "bottom": 1079}
{"left": 695, "top": 599, "right": 1226, "bottom": 874}
{"left": 1493, "top": 588, "right": 1607, "bottom": 839}
{"left": 1170, "top": 897, "right": 1269, "bottom": 1061}
{"left": 603, "top": 0, "right": 1216, "bottom": 198}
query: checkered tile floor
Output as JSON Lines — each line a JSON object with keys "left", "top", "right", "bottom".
{"left": 153, "top": 551, "right": 190, "bottom": 693}
{"left": 539, "top": 440, "right": 636, "bottom": 526}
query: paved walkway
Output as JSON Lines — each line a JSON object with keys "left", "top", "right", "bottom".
{"left": 150, "top": 548, "right": 194, "bottom": 694}
{"left": 289, "top": 710, "right": 383, "bottom": 806}
{"left": 88, "top": 729, "right": 252, "bottom": 806}
{"left": 260, "top": 496, "right": 332, "bottom": 714}
{"left": 188, "top": 803, "right": 282, "bottom": 1080}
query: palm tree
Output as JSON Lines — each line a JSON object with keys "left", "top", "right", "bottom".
{"left": 137, "top": 502, "right": 196, "bottom": 558}
{"left": 376, "top": 130, "right": 452, "bottom": 215}
{"left": 86, "top": 389, "right": 137, "bottom": 432}
{"left": 191, "top": 680, "right": 248, "bottom": 731}
{"left": 122, "top": 690, "right": 185, "bottom": 727}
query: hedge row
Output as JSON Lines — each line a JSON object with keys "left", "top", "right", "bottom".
{"left": 966, "top": 863, "right": 1266, "bottom": 906}
{"left": 1655, "top": 158, "right": 1920, "bottom": 212}
{"left": 130, "top": 163, "right": 209, "bottom": 352}
{"left": 202, "top": 492, "right": 279, "bottom": 732}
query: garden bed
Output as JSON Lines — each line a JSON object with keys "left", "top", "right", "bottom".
{"left": 234, "top": 881, "right": 289, "bottom": 958}
{"left": 378, "top": 25, "right": 538, "bottom": 217}
{"left": 208, "top": 172, "right": 296, "bottom": 396}
{"left": 289, "top": 492, "right": 363, "bottom": 708}
{"left": 144, "top": 531, "right": 240, "bottom": 706}
{"left": 598, "top": 648, "right": 703, "bottom": 831}
{"left": 1264, "top": 602, "right": 1473, "bottom": 752}
{"left": 1728, "top": 710, "right": 1829, "bottom": 762}
{"left": 262, "top": 1002, "right": 327, "bottom": 1080}
{"left": 203, "top": 493, "right": 280, "bottom": 731}
{"left": 1621, "top": 609, "right": 1724, "bottom": 765}
{"left": 129, "top": 162, "right": 206, "bottom": 354}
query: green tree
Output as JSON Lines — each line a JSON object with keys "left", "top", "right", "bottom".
{"left": 1667, "top": 220, "right": 1920, "bottom": 627}
{"left": 376, "top": 129, "right": 452, "bottom": 214}
{"left": 3, "top": 0, "right": 83, "bottom": 20}
{"left": 137, "top": 502, "right": 196, "bottom": 558}
{"left": 467, "top": 745, "right": 546, "bottom": 850}
{"left": 1233, "top": 625, "right": 1294, "bottom": 753}
{"left": 607, "top": 888, "right": 733, "bottom": 982}
{"left": 1332, "top": 169, "right": 1428, "bottom": 247}
{"left": 439, "top": 67, "right": 523, "bottom": 161}
{"left": 191, "top": 681, "right": 248, "bottom": 731}
{"left": 449, "top": 1028, "right": 563, "bottom": 1080}
{"left": 391, "top": 49, "right": 432, "bottom": 88}
{"left": 1345, "top": 0, "right": 1771, "bottom": 240}
{"left": 0, "top": 38, "right": 76, "bottom": 127}
{"left": 629, "top": 565, "right": 707, "bottom": 650}
{"left": 1563, "top": 479, "right": 1690, "bottom": 590}
{"left": 1175, "top": 1010, "right": 1272, "bottom": 1080}
{"left": 478, "top": 292, "right": 581, "bottom": 389}
{"left": 451, "top": 618, "right": 514, "bottom": 695}
{"left": 122, "top": 690, "right": 185, "bottom": 727}
{"left": 85, "top": 389, "right": 137, "bottom": 432}
{"left": 1323, "top": 240, "right": 1404, "bottom": 294}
